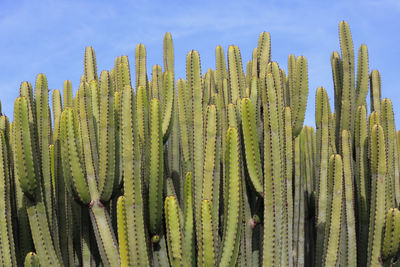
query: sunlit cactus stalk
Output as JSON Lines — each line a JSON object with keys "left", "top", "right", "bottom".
{"left": 322, "top": 154, "right": 343, "bottom": 267}
{"left": 219, "top": 127, "right": 242, "bottom": 267}
{"left": 14, "top": 90, "right": 62, "bottom": 266}
{"left": 1, "top": 19, "right": 399, "bottom": 267}
{"left": 24, "top": 252, "right": 40, "bottom": 267}
{"left": 367, "top": 124, "right": 387, "bottom": 267}
{"left": 381, "top": 208, "right": 400, "bottom": 264}
{"left": 0, "top": 129, "right": 16, "bottom": 266}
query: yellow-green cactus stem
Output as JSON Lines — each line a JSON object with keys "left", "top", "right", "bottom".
{"left": 183, "top": 172, "right": 194, "bottom": 266}
{"left": 201, "top": 105, "right": 218, "bottom": 210}
{"left": 89, "top": 80, "right": 100, "bottom": 135}
{"left": 24, "top": 252, "right": 40, "bottom": 267}
{"left": 315, "top": 86, "right": 331, "bottom": 267}
{"left": 176, "top": 79, "right": 190, "bottom": 169}
{"left": 165, "top": 195, "right": 186, "bottom": 267}
{"left": 117, "top": 196, "right": 129, "bottom": 266}
{"left": 163, "top": 32, "right": 174, "bottom": 73}
{"left": 370, "top": 69, "right": 381, "bottom": 114}
{"left": 322, "top": 154, "right": 343, "bottom": 267}
{"left": 257, "top": 32, "right": 271, "bottom": 80}
{"left": 215, "top": 45, "right": 227, "bottom": 88}
{"left": 241, "top": 98, "right": 263, "bottom": 195}
{"left": 150, "top": 65, "right": 163, "bottom": 99}
{"left": 63, "top": 80, "right": 73, "bottom": 108}
{"left": 98, "top": 71, "right": 116, "bottom": 202}
{"left": 293, "top": 131, "right": 305, "bottom": 267}
{"left": 355, "top": 44, "right": 369, "bottom": 107}
{"left": 198, "top": 199, "right": 216, "bottom": 267}
{"left": 338, "top": 21, "right": 355, "bottom": 134}
{"left": 263, "top": 73, "right": 283, "bottom": 267}
{"left": 121, "top": 85, "right": 149, "bottom": 266}
{"left": 13, "top": 97, "right": 38, "bottom": 199}
{"left": 219, "top": 127, "right": 242, "bottom": 267}
{"left": 367, "top": 124, "right": 387, "bottom": 267}
{"left": 0, "top": 130, "right": 16, "bottom": 266}
{"left": 59, "top": 108, "right": 91, "bottom": 204}
{"left": 149, "top": 98, "right": 164, "bottom": 239}
{"left": 381, "top": 98, "right": 398, "bottom": 208}
{"left": 340, "top": 130, "right": 357, "bottom": 267}
{"left": 114, "top": 56, "right": 132, "bottom": 93}
{"left": 10, "top": 120, "right": 34, "bottom": 264}
{"left": 52, "top": 89, "right": 74, "bottom": 267}
{"left": 227, "top": 45, "right": 245, "bottom": 104}
{"left": 291, "top": 56, "right": 308, "bottom": 137}
{"left": 15, "top": 93, "right": 61, "bottom": 267}
{"left": 331, "top": 51, "right": 343, "bottom": 146}
{"left": 355, "top": 105, "right": 369, "bottom": 266}
{"left": 135, "top": 44, "right": 148, "bottom": 91}
{"left": 35, "top": 73, "right": 56, "bottom": 234}
{"left": 84, "top": 46, "right": 98, "bottom": 83}
{"left": 186, "top": 50, "right": 204, "bottom": 231}
{"left": 161, "top": 71, "right": 174, "bottom": 142}
{"left": 381, "top": 208, "right": 400, "bottom": 262}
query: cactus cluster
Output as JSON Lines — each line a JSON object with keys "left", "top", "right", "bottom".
{"left": 0, "top": 21, "right": 399, "bottom": 267}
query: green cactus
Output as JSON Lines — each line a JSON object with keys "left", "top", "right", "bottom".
{"left": 340, "top": 130, "right": 357, "bottom": 267}
{"left": 367, "top": 124, "right": 387, "bottom": 267}
{"left": 2, "top": 19, "right": 400, "bottom": 267}
{"left": 381, "top": 98, "right": 398, "bottom": 208}
{"left": 290, "top": 56, "right": 309, "bottom": 137}
{"left": 355, "top": 105, "right": 369, "bottom": 266}
{"left": 370, "top": 69, "right": 381, "bottom": 114}
{"left": 183, "top": 172, "right": 195, "bottom": 266}
{"left": 0, "top": 129, "right": 16, "bottom": 266}
{"left": 219, "top": 127, "right": 242, "bottom": 267}
{"left": 84, "top": 46, "right": 99, "bottom": 83}
{"left": 165, "top": 195, "right": 186, "bottom": 267}
{"left": 241, "top": 98, "right": 263, "bottom": 195}
{"left": 198, "top": 199, "right": 216, "bottom": 267}
{"left": 14, "top": 95, "right": 61, "bottom": 266}
{"left": 148, "top": 98, "right": 164, "bottom": 240}
{"left": 315, "top": 86, "right": 331, "bottom": 267}
{"left": 24, "top": 252, "right": 40, "bottom": 267}
{"left": 322, "top": 154, "right": 343, "bottom": 267}
{"left": 120, "top": 84, "right": 149, "bottom": 266}
{"left": 381, "top": 208, "right": 400, "bottom": 263}
{"left": 338, "top": 21, "right": 355, "bottom": 135}
{"left": 263, "top": 73, "right": 284, "bottom": 267}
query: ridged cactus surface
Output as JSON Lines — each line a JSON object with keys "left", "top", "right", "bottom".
{"left": 1, "top": 21, "right": 400, "bottom": 267}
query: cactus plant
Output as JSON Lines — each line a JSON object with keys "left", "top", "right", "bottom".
{"left": 0, "top": 20, "right": 399, "bottom": 267}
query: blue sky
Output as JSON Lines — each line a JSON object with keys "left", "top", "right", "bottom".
{"left": 0, "top": 0, "right": 399, "bottom": 127}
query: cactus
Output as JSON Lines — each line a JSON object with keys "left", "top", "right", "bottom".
{"left": 241, "top": 98, "right": 263, "bottom": 195}
{"left": 322, "top": 154, "right": 343, "bottom": 267}
{"left": 219, "top": 127, "right": 242, "bottom": 267}
{"left": 367, "top": 124, "right": 387, "bottom": 267}
{"left": 148, "top": 98, "right": 164, "bottom": 240}
{"left": 120, "top": 85, "right": 149, "bottom": 266}
{"left": 341, "top": 130, "right": 357, "bottom": 267}
{"left": 1, "top": 20, "right": 400, "bottom": 267}
{"left": 381, "top": 208, "right": 400, "bottom": 263}
{"left": 0, "top": 129, "right": 16, "bottom": 266}
{"left": 315, "top": 86, "right": 331, "bottom": 267}
{"left": 165, "top": 195, "right": 186, "bottom": 267}
{"left": 355, "top": 105, "right": 369, "bottom": 266}
{"left": 24, "top": 252, "right": 40, "bottom": 267}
